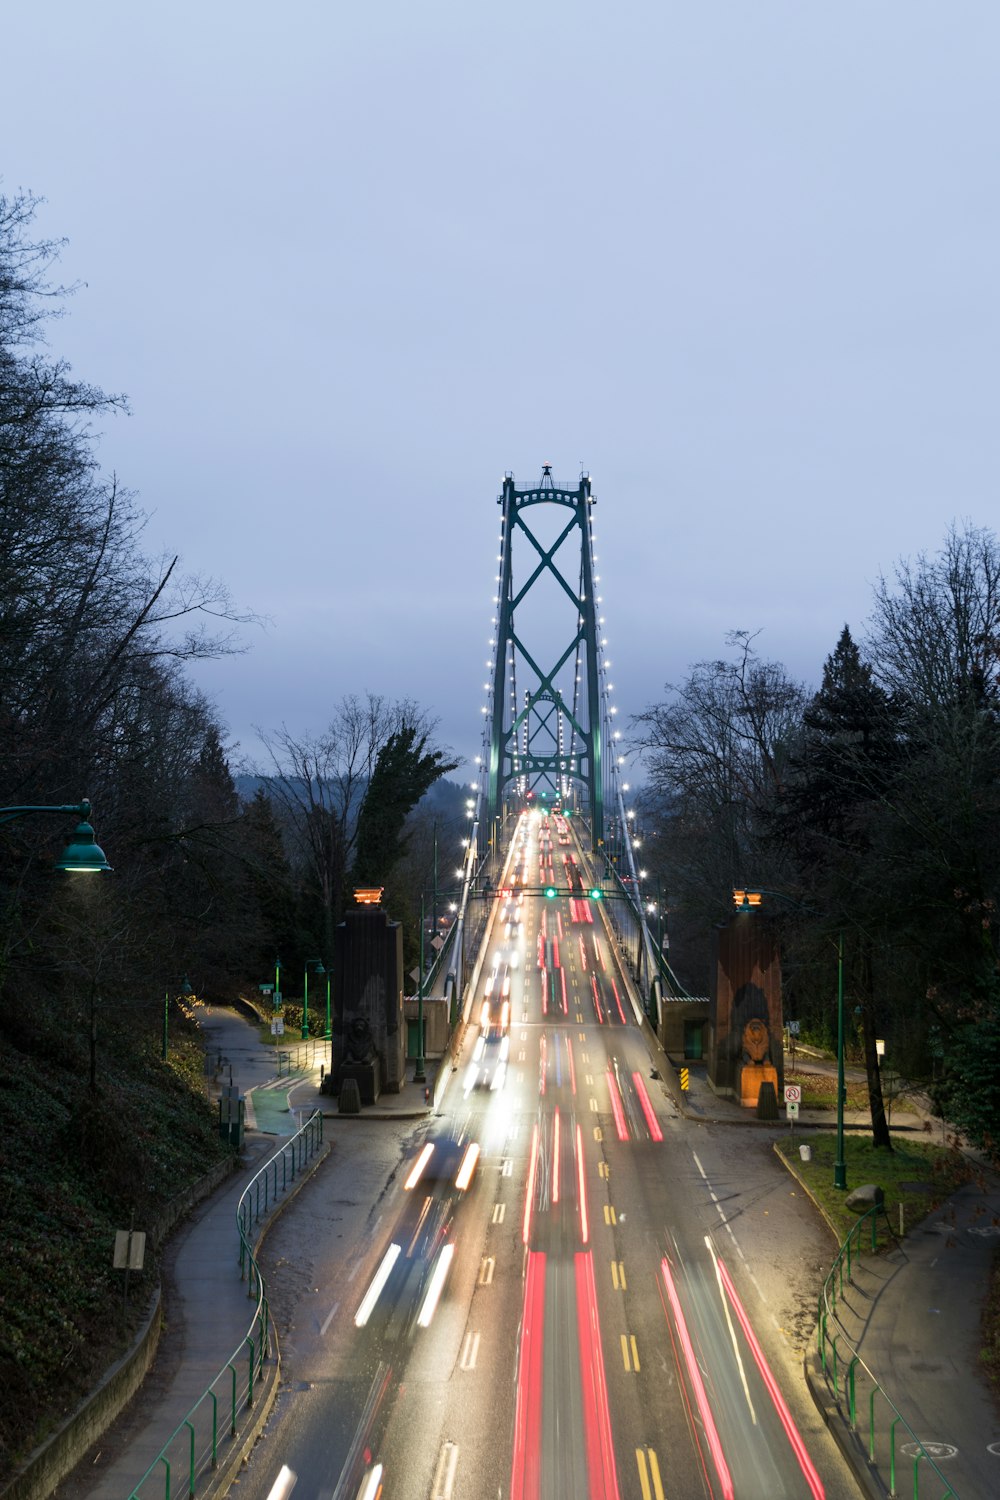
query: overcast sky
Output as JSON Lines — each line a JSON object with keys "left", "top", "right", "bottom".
{"left": 4, "top": 3, "right": 999, "bottom": 772}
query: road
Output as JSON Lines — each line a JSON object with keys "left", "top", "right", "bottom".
{"left": 234, "top": 811, "right": 857, "bottom": 1500}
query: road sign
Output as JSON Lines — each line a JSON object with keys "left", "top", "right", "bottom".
{"left": 786, "top": 1101, "right": 799, "bottom": 1119}
{"left": 259, "top": 983, "right": 274, "bottom": 994}
{"left": 784, "top": 1084, "right": 802, "bottom": 1104}
{"left": 679, "top": 1067, "right": 690, "bottom": 1092}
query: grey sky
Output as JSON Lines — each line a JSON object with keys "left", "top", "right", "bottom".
{"left": 4, "top": 3, "right": 998, "bottom": 771}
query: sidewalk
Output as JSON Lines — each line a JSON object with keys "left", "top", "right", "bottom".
{"left": 806, "top": 1175, "right": 1000, "bottom": 1498}
{"left": 49, "top": 1006, "right": 435, "bottom": 1500}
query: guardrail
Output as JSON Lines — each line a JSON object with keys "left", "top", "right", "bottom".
{"left": 817, "top": 1204, "right": 958, "bottom": 1499}
{"left": 129, "top": 1109, "right": 325, "bottom": 1500}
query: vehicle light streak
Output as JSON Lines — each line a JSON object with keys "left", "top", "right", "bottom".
{"left": 455, "top": 1141, "right": 480, "bottom": 1190}
{"left": 510, "top": 1251, "right": 546, "bottom": 1500}
{"left": 631, "top": 1073, "right": 664, "bottom": 1141}
{"left": 591, "top": 974, "right": 605, "bottom": 1024}
{"left": 541, "top": 968, "right": 548, "bottom": 1015}
{"left": 264, "top": 1464, "right": 296, "bottom": 1500}
{"left": 576, "top": 1123, "right": 589, "bottom": 1242}
{"left": 463, "top": 1061, "right": 478, "bottom": 1096}
{"left": 354, "top": 1243, "right": 401, "bottom": 1327}
{"left": 659, "top": 1257, "right": 734, "bottom": 1500}
{"left": 580, "top": 935, "right": 588, "bottom": 970}
{"left": 404, "top": 1143, "right": 434, "bottom": 1190}
{"left": 552, "top": 1108, "right": 561, "bottom": 1203}
{"left": 607, "top": 1068, "right": 629, "bottom": 1141}
{"left": 575, "top": 1252, "right": 620, "bottom": 1500}
{"left": 594, "top": 935, "right": 605, "bottom": 969}
{"left": 523, "top": 1121, "right": 540, "bottom": 1243}
{"left": 539, "top": 1033, "right": 547, "bottom": 1096}
{"left": 357, "top": 1465, "right": 383, "bottom": 1500}
{"left": 611, "top": 980, "right": 627, "bottom": 1024}
{"left": 560, "top": 968, "right": 568, "bottom": 1014}
{"left": 715, "top": 1257, "right": 826, "bottom": 1499}
{"left": 553, "top": 938, "right": 560, "bottom": 968}
{"left": 567, "top": 1034, "right": 577, "bottom": 1095}
{"left": 417, "top": 1242, "right": 455, "bottom": 1327}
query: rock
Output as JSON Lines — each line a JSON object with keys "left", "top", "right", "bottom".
{"left": 339, "top": 1078, "right": 362, "bottom": 1114}
{"left": 845, "top": 1183, "right": 884, "bottom": 1212}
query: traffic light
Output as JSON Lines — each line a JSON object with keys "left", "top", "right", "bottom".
{"left": 588, "top": 887, "right": 603, "bottom": 900}
{"left": 544, "top": 886, "right": 557, "bottom": 899}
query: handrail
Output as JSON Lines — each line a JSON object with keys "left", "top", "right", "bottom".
{"left": 817, "top": 1204, "right": 958, "bottom": 1499}
{"left": 128, "top": 1109, "right": 325, "bottom": 1499}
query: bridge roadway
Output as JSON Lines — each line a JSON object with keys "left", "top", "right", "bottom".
{"left": 232, "top": 812, "right": 857, "bottom": 1500}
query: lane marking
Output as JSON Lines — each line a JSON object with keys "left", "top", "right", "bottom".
{"left": 502, "top": 1158, "right": 513, "bottom": 1177}
{"left": 492, "top": 1202, "right": 506, "bottom": 1224}
{"left": 636, "top": 1448, "right": 664, "bottom": 1500}
{"left": 319, "top": 1300, "right": 340, "bottom": 1336}
{"left": 604, "top": 1205, "right": 617, "bottom": 1226}
{"left": 611, "top": 1259, "right": 627, "bottom": 1290}
{"left": 620, "top": 1333, "right": 640, "bottom": 1371}
{"left": 459, "top": 1331, "right": 480, "bottom": 1370}
{"left": 431, "top": 1440, "right": 460, "bottom": 1500}
{"left": 479, "top": 1256, "right": 496, "bottom": 1285}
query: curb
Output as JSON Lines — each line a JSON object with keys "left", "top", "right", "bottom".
{"left": 802, "top": 1348, "right": 886, "bottom": 1500}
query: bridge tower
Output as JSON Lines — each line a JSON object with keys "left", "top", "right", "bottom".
{"left": 484, "top": 467, "right": 604, "bottom": 847}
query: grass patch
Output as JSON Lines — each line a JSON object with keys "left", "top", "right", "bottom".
{"left": 784, "top": 1065, "right": 916, "bottom": 1119}
{"left": 775, "top": 1132, "right": 972, "bottom": 1245}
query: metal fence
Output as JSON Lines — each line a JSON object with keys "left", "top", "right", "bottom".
{"left": 817, "top": 1204, "right": 958, "bottom": 1499}
{"left": 129, "top": 1109, "right": 325, "bottom": 1500}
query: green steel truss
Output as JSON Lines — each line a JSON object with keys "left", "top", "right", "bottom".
{"left": 485, "top": 469, "right": 603, "bottom": 846}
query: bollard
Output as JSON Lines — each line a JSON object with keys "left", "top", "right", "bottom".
{"left": 799, "top": 1143, "right": 812, "bottom": 1162}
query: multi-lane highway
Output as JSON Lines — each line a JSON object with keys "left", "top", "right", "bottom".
{"left": 235, "top": 811, "right": 857, "bottom": 1500}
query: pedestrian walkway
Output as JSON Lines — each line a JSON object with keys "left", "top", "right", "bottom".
{"left": 46, "top": 1005, "right": 435, "bottom": 1500}
{"left": 808, "top": 1175, "right": 1000, "bottom": 1498}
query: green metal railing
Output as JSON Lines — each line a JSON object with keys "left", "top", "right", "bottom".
{"left": 817, "top": 1204, "right": 958, "bottom": 1499}
{"left": 129, "top": 1109, "right": 324, "bottom": 1500}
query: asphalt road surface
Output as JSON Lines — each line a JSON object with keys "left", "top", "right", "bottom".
{"left": 234, "top": 812, "right": 857, "bottom": 1500}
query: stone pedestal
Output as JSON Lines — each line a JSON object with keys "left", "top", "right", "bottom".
{"left": 739, "top": 1060, "right": 779, "bottom": 1109}
{"left": 339, "top": 1058, "right": 381, "bottom": 1107}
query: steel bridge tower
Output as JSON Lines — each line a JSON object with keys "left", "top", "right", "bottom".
{"left": 484, "top": 466, "right": 605, "bottom": 847}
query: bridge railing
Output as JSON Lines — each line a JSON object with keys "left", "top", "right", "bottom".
{"left": 816, "top": 1204, "right": 958, "bottom": 1499}
{"left": 128, "top": 1109, "right": 325, "bottom": 1500}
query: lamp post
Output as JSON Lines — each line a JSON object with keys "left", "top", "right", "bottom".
{"left": 733, "top": 887, "right": 848, "bottom": 1191}
{"left": 0, "top": 799, "right": 112, "bottom": 872}
{"left": 321, "top": 963, "right": 331, "bottom": 1039}
{"left": 162, "top": 975, "right": 195, "bottom": 1061}
{"left": 303, "top": 958, "right": 324, "bottom": 1039}
{"left": 834, "top": 930, "right": 847, "bottom": 1190}
{"left": 415, "top": 889, "right": 427, "bottom": 1084}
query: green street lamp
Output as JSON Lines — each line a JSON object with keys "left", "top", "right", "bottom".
{"left": 415, "top": 890, "right": 427, "bottom": 1084}
{"left": 0, "top": 799, "right": 112, "bottom": 873}
{"left": 733, "top": 886, "right": 848, "bottom": 1191}
{"left": 303, "top": 958, "right": 324, "bottom": 1040}
{"left": 162, "top": 975, "right": 195, "bottom": 1061}
{"left": 318, "top": 962, "right": 331, "bottom": 1039}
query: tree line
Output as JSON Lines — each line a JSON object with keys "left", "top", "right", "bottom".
{"left": 633, "top": 527, "right": 1000, "bottom": 1157}
{"left": 0, "top": 189, "right": 458, "bottom": 1060}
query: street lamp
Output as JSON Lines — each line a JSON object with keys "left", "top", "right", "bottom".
{"left": 303, "top": 958, "right": 324, "bottom": 1039}
{"left": 732, "top": 886, "right": 848, "bottom": 1191}
{"left": 415, "top": 890, "right": 427, "bottom": 1083}
{"left": 0, "top": 799, "right": 112, "bottom": 873}
{"left": 162, "top": 975, "right": 195, "bottom": 1061}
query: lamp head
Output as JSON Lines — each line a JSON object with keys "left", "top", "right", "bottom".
{"left": 55, "top": 816, "right": 112, "bottom": 874}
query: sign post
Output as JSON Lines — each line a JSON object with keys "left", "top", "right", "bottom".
{"left": 784, "top": 1083, "right": 802, "bottom": 1143}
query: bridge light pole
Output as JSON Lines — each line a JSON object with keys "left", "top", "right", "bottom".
{"left": 0, "top": 799, "right": 112, "bottom": 873}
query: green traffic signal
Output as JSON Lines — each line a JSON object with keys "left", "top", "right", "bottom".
{"left": 589, "top": 887, "right": 603, "bottom": 900}
{"left": 545, "top": 886, "right": 557, "bottom": 898}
